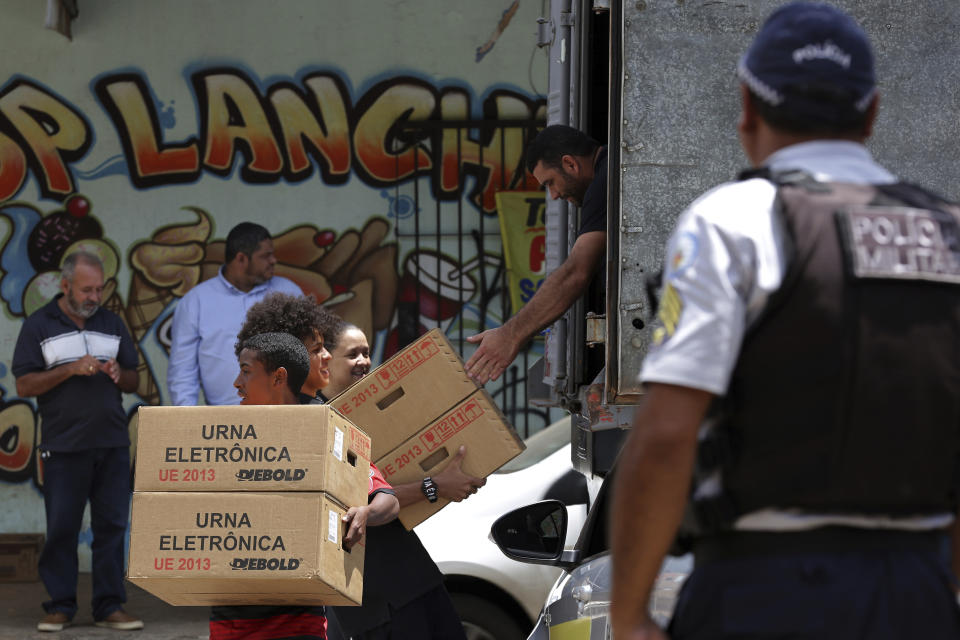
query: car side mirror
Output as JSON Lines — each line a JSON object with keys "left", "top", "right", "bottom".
{"left": 490, "top": 500, "right": 580, "bottom": 568}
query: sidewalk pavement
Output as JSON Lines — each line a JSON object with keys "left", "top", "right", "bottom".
{"left": 1, "top": 569, "right": 688, "bottom": 639}
{"left": 0, "top": 574, "right": 207, "bottom": 640}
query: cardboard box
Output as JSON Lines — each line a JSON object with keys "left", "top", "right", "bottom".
{"left": 134, "top": 405, "right": 371, "bottom": 508}
{"left": 127, "top": 492, "right": 363, "bottom": 606}
{"left": 377, "top": 390, "right": 525, "bottom": 529}
{"left": 0, "top": 534, "right": 43, "bottom": 582}
{"left": 330, "top": 329, "right": 479, "bottom": 459}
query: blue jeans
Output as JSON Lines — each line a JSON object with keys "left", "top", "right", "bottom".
{"left": 39, "top": 447, "right": 130, "bottom": 620}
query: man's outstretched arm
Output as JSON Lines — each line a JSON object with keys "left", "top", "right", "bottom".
{"left": 610, "top": 383, "right": 713, "bottom": 640}
{"left": 465, "top": 230, "right": 604, "bottom": 384}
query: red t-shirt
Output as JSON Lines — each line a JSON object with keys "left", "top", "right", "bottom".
{"left": 369, "top": 462, "right": 393, "bottom": 496}
{"left": 210, "top": 462, "right": 394, "bottom": 639}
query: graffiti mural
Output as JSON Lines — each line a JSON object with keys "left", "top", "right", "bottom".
{"left": 0, "top": 62, "right": 550, "bottom": 488}
{"left": 0, "top": 399, "right": 40, "bottom": 485}
{"left": 0, "top": 1, "right": 558, "bottom": 572}
{"left": 0, "top": 70, "right": 540, "bottom": 212}
{"left": 127, "top": 209, "right": 399, "bottom": 404}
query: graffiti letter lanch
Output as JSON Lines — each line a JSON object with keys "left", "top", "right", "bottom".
{"left": 0, "top": 69, "right": 542, "bottom": 213}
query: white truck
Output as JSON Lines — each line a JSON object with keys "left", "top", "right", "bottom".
{"left": 501, "top": 1, "right": 960, "bottom": 637}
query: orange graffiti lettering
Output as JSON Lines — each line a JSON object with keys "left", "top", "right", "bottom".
{"left": 353, "top": 79, "right": 434, "bottom": 183}
{"left": 270, "top": 74, "right": 351, "bottom": 181}
{"left": 438, "top": 89, "right": 542, "bottom": 211}
{"left": 0, "top": 130, "right": 27, "bottom": 201}
{"left": 0, "top": 80, "right": 91, "bottom": 200}
{"left": 95, "top": 75, "right": 200, "bottom": 187}
{"left": 195, "top": 71, "right": 284, "bottom": 178}
{"left": 0, "top": 401, "right": 38, "bottom": 483}
{"left": 0, "top": 71, "right": 543, "bottom": 211}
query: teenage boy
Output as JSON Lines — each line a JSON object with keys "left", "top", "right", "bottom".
{"left": 210, "top": 332, "right": 398, "bottom": 640}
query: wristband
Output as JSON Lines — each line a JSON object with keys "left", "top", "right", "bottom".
{"left": 421, "top": 476, "right": 439, "bottom": 503}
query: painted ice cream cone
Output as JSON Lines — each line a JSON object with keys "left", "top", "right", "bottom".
{"left": 103, "top": 290, "right": 164, "bottom": 406}
{"left": 125, "top": 272, "right": 175, "bottom": 342}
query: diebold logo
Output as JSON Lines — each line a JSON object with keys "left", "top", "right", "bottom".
{"left": 229, "top": 557, "right": 301, "bottom": 571}
{"left": 235, "top": 468, "right": 308, "bottom": 482}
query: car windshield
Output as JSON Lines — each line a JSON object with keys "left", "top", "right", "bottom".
{"left": 496, "top": 415, "right": 571, "bottom": 473}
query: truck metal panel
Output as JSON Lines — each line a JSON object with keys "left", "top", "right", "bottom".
{"left": 610, "top": 0, "right": 960, "bottom": 402}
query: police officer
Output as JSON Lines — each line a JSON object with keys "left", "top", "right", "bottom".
{"left": 610, "top": 3, "right": 960, "bottom": 639}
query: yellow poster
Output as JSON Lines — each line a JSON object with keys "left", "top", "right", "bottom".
{"left": 496, "top": 191, "right": 546, "bottom": 314}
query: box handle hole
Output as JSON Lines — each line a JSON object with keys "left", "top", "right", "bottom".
{"left": 419, "top": 448, "right": 449, "bottom": 472}
{"left": 376, "top": 388, "right": 405, "bottom": 411}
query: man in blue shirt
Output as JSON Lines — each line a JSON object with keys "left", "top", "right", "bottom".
{"left": 12, "top": 251, "right": 141, "bottom": 632}
{"left": 167, "top": 222, "right": 302, "bottom": 405}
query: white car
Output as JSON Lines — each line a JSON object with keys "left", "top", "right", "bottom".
{"left": 489, "top": 478, "right": 692, "bottom": 639}
{"left": 415, "top": 416, "right": 589, "bottom": 640}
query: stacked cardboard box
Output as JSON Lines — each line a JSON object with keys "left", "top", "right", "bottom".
{"left": 330, "top": 329, "right": 526, "bottom": 529}
{"left": 0, "top": 534, "right": 44, "bottom": 582}
{"left": 127, "top": 405, "right": 371, "bottom": 606}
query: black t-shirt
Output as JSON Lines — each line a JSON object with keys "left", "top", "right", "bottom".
{"left": 578, "top": 146, "right": 608, "bottom": 236}
{"left": 331, "top": 520, "right": 444, "bottom": 636}
{"left": 299, "top": 392, "right": 324, "bottom": 405}
{"left": 315, "top": 393, "right": 439, "bottom": 636}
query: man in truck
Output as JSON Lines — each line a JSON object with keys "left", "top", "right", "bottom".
{"left": 611, "top": 3, "right": 960, "bottom": 639}
{"left": 466, "top": 124, "right": 607, "bottom": 384}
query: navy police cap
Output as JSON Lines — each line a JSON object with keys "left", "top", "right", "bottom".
{"left": 737, "top": 2, "right": 876, "bottom": 114}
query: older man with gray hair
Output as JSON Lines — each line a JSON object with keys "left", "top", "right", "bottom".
{"left": 12, "top": 251, "right": 142, "bottom": 632}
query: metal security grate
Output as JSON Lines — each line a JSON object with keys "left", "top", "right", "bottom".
{"left": 386, "top": 118, "right": 560, "bottom": 439}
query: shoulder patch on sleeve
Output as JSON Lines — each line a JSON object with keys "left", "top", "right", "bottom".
{"left": 652, "top": 283, "right": 684, "bottom": 347}
{"left": 668, "top": 231, "right": 699, "bottom": 278}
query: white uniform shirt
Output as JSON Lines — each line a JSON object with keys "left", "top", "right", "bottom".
{"left": 640, "top": 140, "right": 951, "bottom": 530}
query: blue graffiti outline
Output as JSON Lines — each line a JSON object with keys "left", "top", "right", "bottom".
{"left": 381, "top": 189, "right": 418, "bottom": 220}
{"left": 0, "top": 202, "right": 41, "bottom": 315}
{"left": 138, "top": 297, "right": 179, "bottom": 406}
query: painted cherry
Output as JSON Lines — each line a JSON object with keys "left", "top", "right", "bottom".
{"left": 65, "top": 195, "right": 90, "bottom": 218}
{"left": 313, "top": 230, "right": 335, "bottom": 247}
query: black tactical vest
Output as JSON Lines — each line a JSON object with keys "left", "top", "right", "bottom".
{"left": 693, "top": 174, "right": 960, "bottom": 531}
